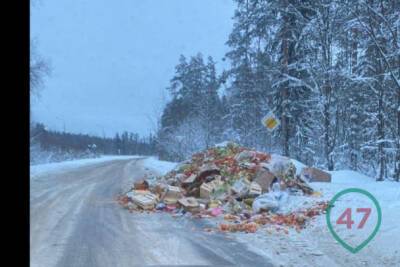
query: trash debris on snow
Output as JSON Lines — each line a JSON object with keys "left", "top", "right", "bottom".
{"left": 117, "top": 142, "right": 328, "bottom": 234}
{"left": 210, "top": 207, "right": 223, "bottom": 217}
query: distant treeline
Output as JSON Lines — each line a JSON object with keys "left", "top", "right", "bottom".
{"left": 30, "top": 123, "right": 157, "bottom": 159}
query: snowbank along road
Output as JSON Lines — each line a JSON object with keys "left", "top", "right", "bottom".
{"left": 30, "top": 158, "right": 273, "bottom": 267}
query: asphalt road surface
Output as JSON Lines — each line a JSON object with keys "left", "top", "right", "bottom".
{"left": 30, "top": 158, "right": 273, "bottom": 267}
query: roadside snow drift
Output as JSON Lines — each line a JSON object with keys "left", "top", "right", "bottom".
{"left": 30, "top": 155, "right": 141, "bottom": 178}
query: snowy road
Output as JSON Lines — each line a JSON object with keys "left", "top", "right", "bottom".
{"left": 30, "top": 158, "right": 273, "bottom": 267}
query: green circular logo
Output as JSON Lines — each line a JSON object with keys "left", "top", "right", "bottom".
{"left": 326, "top": 188, "right": 382, "bottom": 253}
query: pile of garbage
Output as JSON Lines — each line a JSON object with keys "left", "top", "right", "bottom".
{"left": 118, "top": 142, "right": 329, "bottom": 233}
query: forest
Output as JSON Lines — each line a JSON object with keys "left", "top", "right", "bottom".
{"left": 30, "top": 123, "right": 157, "bottom": 164}
{"left": 157, "top": 0, "right": 400, "bottom": 181}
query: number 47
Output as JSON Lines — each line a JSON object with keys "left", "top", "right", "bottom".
{"left": 336, "top": 208, "right": 371, "bottom": 229}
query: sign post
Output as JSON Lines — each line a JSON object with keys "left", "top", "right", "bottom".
{"left": 261, "top": 112, "right": 280, "bottom": 132}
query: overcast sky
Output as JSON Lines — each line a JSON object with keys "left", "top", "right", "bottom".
{"left": 31, "top": 0, "right": 235, "bottom": 138}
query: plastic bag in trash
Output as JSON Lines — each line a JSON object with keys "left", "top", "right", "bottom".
{"left": 252, "top": 183, "right": 287, "bottom": 213}
{"left": 156, "top": 202, "right": 166, "bottom": 210}
{"left": 252, "top": 194, "right": 279, "bottom": 213}
{"left": 231, "top": 178, "right": 249, "bottom": 196}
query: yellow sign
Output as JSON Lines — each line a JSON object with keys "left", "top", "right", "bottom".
{"left": 265, "top": 117, "right": 278, "bottom": 129}
{"left": 262, "top": 112, "right": 280, "bottom": 132}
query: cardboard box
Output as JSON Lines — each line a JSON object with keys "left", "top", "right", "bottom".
{"left": 178, "top": 197, "right": 199, "bottom": 211}
{"left": 249, "top": 182, "right": 262, "bottom": 196}
{"left": 182, "top": 174, "right": 197, "bottom": 185}
{"left": 199, "top": 177, "right": 224, "bottom": 199}
{"left": 131, "top": 193, "right": 157, "bottom": 210}
{"left": 200, "top": 182, "right": 214, "bottom": 199}
{"left": 208, "top": 200, "right": 222, "bottom": 208}
{"left": 254, "top": 170, "right": 276, "bottom": 192}
{"left": 197, "top": 163, "right": 220, "bottom": 181}
{"left": 134, "top": 179, "right": 149, "bottom": 190}
{"left": 162, "top": 185, "right": 182, "bottom": 204}
{"left": 175, "top": 173, "right": 188, "bottom": 183}
{"left": 301, "top": 167, "right": 331, "bottom": 182}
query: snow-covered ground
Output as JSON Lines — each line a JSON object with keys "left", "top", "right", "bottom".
{"left": 141, "top": 156, "right": 178, "bottom": 175}
{"left": 30, "top": 155, "right": 141, "bottom": 179}
{"left": 145, "top": 155, "right": 400, "bottom": 267}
